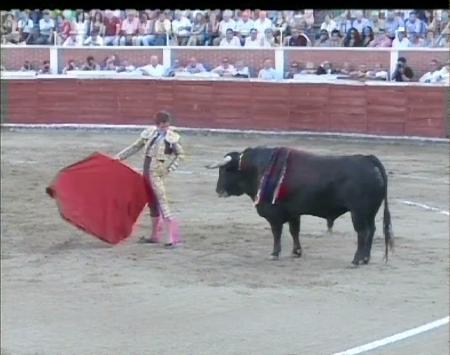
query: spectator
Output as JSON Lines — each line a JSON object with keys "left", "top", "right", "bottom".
{"left": 300, "top": 62, "right": 316, "bottom": 74}
{"left": 84, "top": 30, "right": 104, "bottom": 46}
{"left": 82, "top": 56, "right": 100, "bottom": 71}
{"left": 1, "top": 12, "right": 20, "bottom": 44}
{"left": 343, "top": 27, "right": 361, "bottom": 47}
{"left": 103, "top": 10, "right": 121, "bottom": 46}
{"left": 405, "top": 11, "right": 427, "bottom": 37}
{"left": 101, "top": 54, "right": 119, "bottom": 70}
{"left": 119, "top": 10, "right": 139, "bottom": 46}
{"left": 185, "top": 57, "right": 206, "bottom": 73}
{"left": 139, "top": 55, "right": 164, "bottom": 77}
{"left": 315, "top": 29, "right": 330, "bottom": 47}
{"left": 320, "top": 14, "right": 338, "bottom": 35}
{"left": 338, "top": 62, "right": 354, "bottom": 75}
{"left": 336, "top": 11, "right": 352, "bottom": 36}
{"left": 219, "top": 28, "right": 240, "bottom": 47}
{"left": 62, "top": 59, "right": 78, "bottom": 74}
{"left": 38, "top": 60, "right": 51, "bottom": 74}
{"left": 74, "top": 10, "right": 89, "bottom": 46}
{"left": 258, "top": 58, "right": 277, "bottom": 80}
{"left": 369, "top": 11, "right": 383, "bottom": 33}
{"left": 212, "top": 57, "right": 235, "bottom": 77}
{"left": 316, "top": 61, "right": 337, "bottom": 75}
{"left": 360, "top": 26, "right": 374, "bottom": 46}
{"left": 352, "top": 10, "right": 371, "bottom": 34}
{"left": 328, "top": 29, "right": 343, "bottom": 47}
{"left": 232, "top": 60, "right": 250, "bottom": 78}
{"left": 172, "top": 10, "right": 192, "bottom": 46}
{"left": 349, "top": 64, "right": 370, "bottom": 79}
{"left": 218, "top": 10, "right": 236, "bottom": 44}
{"left": 135, "top": 11, "right": 154, "bottom": 46}
{"left": 153, "top": 11, "right": 171, "bottom": 45}
{"left": 391, "top": 57, "right": 414, "bottom": 82}
{"left": 116, "top": 59, "right": 136, "bottom": 73}
{"left": 165, "top": 59, "right": 184, "bottom": 77}
{"left": 368, "top": 28, "right": 394, "bottom": 47}
{"left": 254, "top": 10, "right": 273, "bottom": 39}
{"left": 187, "top": 12, "right": 206, "bottom": 46}
{"left": 57, "top": 13, "right": 74, "bottom": 45}
{"left": 204, "top": 11, "right": 219, "bottom": 46}
{"left": 17, "top": 10, "right": 35, "bottom": 44}
{"left": 244, "top": 28, "right": 259, "bottom": 47}
{"left": 384, "top": 10, "right": 403, "bottom": 35}
{"left": 366, "top": 63, "right": 388, "bottom": 80}
{"left": 419, "top": 59, "right": 443, "bottom": 83}
{"left": 36, "top": 10, "right": 55, "bottom": 44}
{"left": 434, "top": 22, "right": 449, "bottom": 47}
{"left": 285, "top": 61, "right": 302, "bottom": 78}
{"left": 424, "top": 30, "right": 436, "bottom": 47}
{"left": 438, "top": 59, "right": 449, "bottom": 84}
{"left": 260, "top": 28, "right": 277, "bottom": 47}
{"left": 236, "top": 10, "right": 254, "bottom": 45}
{"left": 407, "top": 31, "right": 425, "bottom": 47}
{"left": 62, "top": 31, "right": 78, "bottom": 46}
{"left": 392, "top": 27, "right": 409, "bottom": 48}
{"left": 90, "top": 11, "right": 105, "bottom": 38}
{"left": 284, "top": 27, "right": 310, "bottom": 46}
{"left": 21, "top": 60, "right": 34, "bottom": 71}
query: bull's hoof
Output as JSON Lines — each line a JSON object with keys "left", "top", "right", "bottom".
{"left": 271, "top": 254, "right": 279, "bottom": 261}
{"left": 291, "top": 249, "right": 302, "bottom": 258}
{"left": 352, "top": 258, "right": 361, "bottom": 266}
{"left": 363, "top": 256, "right": 370, "bottom": 264}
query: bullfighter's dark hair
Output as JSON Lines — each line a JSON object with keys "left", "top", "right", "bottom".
{"left": 154, "top": 111, "right": 173, "bottom": 124}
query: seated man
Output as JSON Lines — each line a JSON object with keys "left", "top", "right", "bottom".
{"left": 391, "top": 57, "right": 414, "bottom": 81}
{"left": 419, "top": 59, "right": 443, "bottom": 83}
{"left": 244, "top": 28, "right": 260, "bottom": 47}
{"left": 184, "top": 57, "right": 206, "bottom": 74}
{"left": 258, "top": 58, "right": 277, "bottom": 80}
{"left": 316, "top": 61, "right": 338, "bottom": 75}
{"left": 219, "top": 28, "right": 241, "bottom": 47}
{"left": 285, "top": 61, "right": 302, "bottom": 78}
{"left": 231, "top": 60, "right": 250, "bottom": 78}
{"left": 211, "top": 57, "right": 235, "bottom": 77}
{"left": 139, "top": 55, "right": 164, "bottom": 77}
{"left": 365, "top": 63, "right": 388, "bottom": 80}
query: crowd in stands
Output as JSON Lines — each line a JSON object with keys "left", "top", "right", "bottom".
{"left": 7, "top": 53, "right": 448, "bottom": 84}
{"left": 1, "top": 9, "right": 449, "bottom": 48}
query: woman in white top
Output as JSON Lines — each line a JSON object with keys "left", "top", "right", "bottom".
{"left": 74, "top": 10, "right": 89, "bottom": 46}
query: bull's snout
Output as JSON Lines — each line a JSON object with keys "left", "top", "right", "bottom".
{"left": 216, "top": 190, "right": 229, "bottom": 198}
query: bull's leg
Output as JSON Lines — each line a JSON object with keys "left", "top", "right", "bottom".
{"left": 327, "top": 218, "right": 334, "bottom": 234}
{"left": 289, "top": 217, "right": 302, "bottom": 257}
{"left": 351, "top": 212, "right": 370, "bottom": 265}
{"left": 362, "top": 219, "right": 376, "bottom": 264}
{"left": 270, "top": 222, "right": 283, "bottom": 260}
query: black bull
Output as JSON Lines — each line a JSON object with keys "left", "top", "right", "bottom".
{"left": 206, "top": 146, "right": 394, "bottom": 265}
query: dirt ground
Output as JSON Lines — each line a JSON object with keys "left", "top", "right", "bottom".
{"left": 1, "top": 129, "right": 449, "bottom": 355}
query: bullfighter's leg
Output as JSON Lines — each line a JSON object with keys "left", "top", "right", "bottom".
{"left": 269, "top": 221, "right": 283, "bottom": 260}
{"left": 288, "top": 217, "right": 302, "bottom": 257}
{"left": 350, "top": 211, "right": 371, "bottom": 265}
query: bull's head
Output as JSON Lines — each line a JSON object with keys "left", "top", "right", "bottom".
{"left": 205, "top": 152, "right": 246, "bottom": 198}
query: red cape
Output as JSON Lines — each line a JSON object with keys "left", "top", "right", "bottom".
{"left": 46, "top": 152, "right": 152, "bottom": 245}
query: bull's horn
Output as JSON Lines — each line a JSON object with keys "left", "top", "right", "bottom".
{"left": 205, "top": 155, "right": 232, "bottom": 169}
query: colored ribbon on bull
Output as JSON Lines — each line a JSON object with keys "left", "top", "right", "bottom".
{"left": 254, "top": 148, "right": 290, "bottom": 206}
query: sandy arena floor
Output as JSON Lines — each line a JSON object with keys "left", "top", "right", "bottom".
{"left": 1, "top": 129, "right": 449, "bottom": 355}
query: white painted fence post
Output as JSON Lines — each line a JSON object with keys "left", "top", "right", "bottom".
{"left": 163, "top": 47, "right": 171, "bottom": 70}
{"left": 390, "top": 49, "right": 399, "bottom": 81}
{"left": 50, "top": 47, "right": 59, "bottom": 74}
{"left": 275, "top": 48, "right": 284, "bottom": 80}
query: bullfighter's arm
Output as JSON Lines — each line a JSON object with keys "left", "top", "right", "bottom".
{"left": 167, "top": 141, "right": 185, "bottom": 173}
{"left": 115, "top": 130, "right": 149, "bottom": 160}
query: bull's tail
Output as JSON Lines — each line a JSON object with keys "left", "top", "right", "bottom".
{"left": 367, "top": 155, "right": 394, "bottom": 262}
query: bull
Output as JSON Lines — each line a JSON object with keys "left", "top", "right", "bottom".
{"left": 206, "top": 146, "right": 394, "bottom": 265}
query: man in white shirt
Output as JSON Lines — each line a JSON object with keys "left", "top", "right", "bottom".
{"left": 320, "top": 14, "right": 337, "bottom": 35}
{"left": 231, "top": 60, "right": 250, "bottom": 78}
{"left": 84, "top": 31, "right": 104, "bottom": 46}
{"left": 254, "top": 10, "right": 273, "bottom": 39}
{"left": 172, "top": 10, "right": 192, "bottom": 45}
{"left": 236, "top": 10, "right": 254, "bottom": 45}
{"left": 392, "top": 27, "right": 409, "bottom": 48}
{"left": 419, "top": 60, "right": 444, "bottom": 83}
{"left": 219, "top": 28, "right": 241, "bottom": 47}
{"left": 351, "top": 10, "right": 370, "bottom": 34}
{"left": 244, "top": 28, "right": 259, "bottom": 47}
{"left": 37, "top": 10, "right": 55, "bottom": 44}
{"left": 258, "top": 58, "right": 277, "bottom": 80}
{"left": 139, "top": 55, "right": 165, "bottom": 77}
{"left": 219, "top": 10, "right": 236, "bottom": 37}
{"left": 438, "top": 60, "right": 449, "bottom": 85}
{"left": 211, "top": 57, "right": 235, "bottom": 77}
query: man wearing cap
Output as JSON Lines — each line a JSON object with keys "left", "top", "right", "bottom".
{"left": 392, "top": 27, "right": 409, "bottom": 48}
{"left": 115, "top": 111, "right": 185, "bottom": 247}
